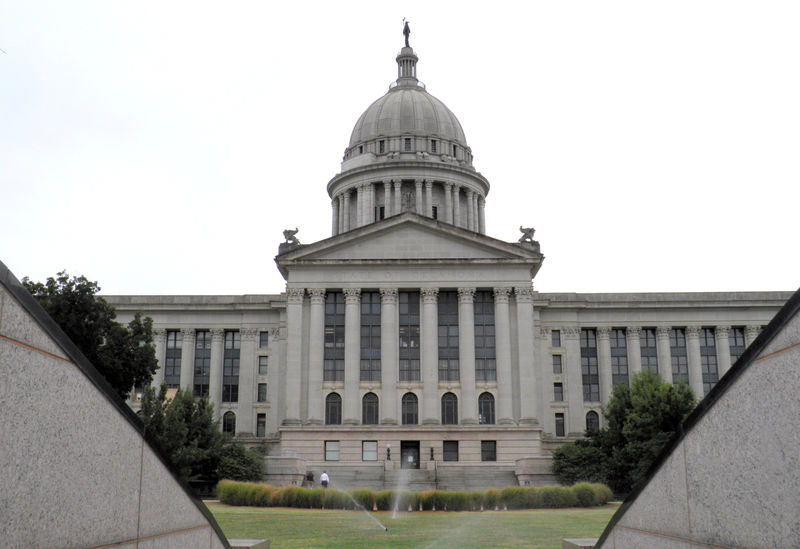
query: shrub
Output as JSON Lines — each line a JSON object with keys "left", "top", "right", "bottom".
{"left": 588, "top": 482, "right": 613, "bottom": 505}
{"left": 308, "top": 487, "right": 325, "bottom": 509}
{"left": 482, "top": 488, "right": 500, "bottom": 510}
{"left": 375, "top": 490, "right": 394, "bottom": 511}
{"left": 572, "top": 483, "right": 596, "bottom": 507}
{"left": 293, "top": 487, "right": 312, "bottom": 508}
{"left": 442, "top": 491, "right": 471, "bottom": 511}
{"left": 395, "top": 490, "right": 415, "bottom": 512}
{"left": 350, "top": 488, "right": 375, "bottom": 510}
{"left": 500, "top": 486, "right": 527, "bottom": 510}
{"left": 468, "top": 491, "right": 483, "bottom": 511}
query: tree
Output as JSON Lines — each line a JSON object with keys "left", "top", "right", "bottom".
{"left": 23, "top": 271, "right": 157, "bottom": 399}
{"left": 552, "top": 370, "right": 696, "bottom": 496}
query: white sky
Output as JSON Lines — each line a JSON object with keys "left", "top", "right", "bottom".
{"left": 1, "top": 2, "right": 798, "bottom": 296}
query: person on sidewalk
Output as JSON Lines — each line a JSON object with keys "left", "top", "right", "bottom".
{"left": 320, "top": 471, "right": 329, "bottom": 488}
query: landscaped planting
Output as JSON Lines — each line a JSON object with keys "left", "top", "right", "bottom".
{"left": 217, "top": 480, "right": 613, "bottom": 511}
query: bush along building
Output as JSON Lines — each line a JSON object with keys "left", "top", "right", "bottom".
{"left": 109, "top": 31, "right": 790, "bottom": 491}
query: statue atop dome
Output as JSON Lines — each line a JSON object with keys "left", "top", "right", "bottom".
{"left": 403, "top": 20, "right": 411, "bottom": 47}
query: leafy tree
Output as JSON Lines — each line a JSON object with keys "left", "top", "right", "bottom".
{"left": 218, "top": 440, "right": 265, "bottom": 482}
{"left": 552, "top": 370, "right": 695, "bottom": 496}
{"left": 23, "top": 271, "right": 157, "bottom": 399}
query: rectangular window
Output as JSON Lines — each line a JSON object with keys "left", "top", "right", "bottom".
{"left": 258, "top": 356, "right": 268, "bottom": 375}
{"left": 555, "top": 413, "right": 565, "bottom": 437}
{"left": 324, "top": 292, "right": 345, "bottom": 382}
{"left": 256, "top": 413, "right": 266, "bottom": 437}
{"left": 259, "top": 331, "right": 269, "bottom": 348}
{"left": 610, "top": 328, "right": 629, "bottom": 387}
{"left": 325, "top": 441, "right": 340, "bottom": 461}
{"left": 474, "top": 290, "right": 496, "bottom": 381}
{"left": 443, "top": 441, "right": 459, "bottom": 462}
{"left": 194, "top": 330, "right": 211, "bottom": 397}
{"left": 552, "top": 354, "right": 562, "bottom": 374}
{"left": 257, "top": 383, "right": 267, "bottom": 402}
{"left": 670, "top": 328, "right": 689, "bottom": 385}
{"left": 404, "top": 138, "right": 412, "bottom": 151}
{"left": 452, "top": 144, "right": 457, "bottom": 157}
{"left": 729, "top": 326, "right": 746, "bottom": 363}
{"left": 164, "top": 330, "right": 182, "bottom": 388}
{"left": 553, "top": 382, "right": 563, "bottom": 402}
{"left": 431, "top": 139, "right": 437, "bottom": 153}
{"left": 640, "top": 328, "right": 658, "bottom": 374}
{"left": 376, "top": 205, "right": 385, "bottom": 220}
{"left": 438, "top": 291, "right": 459, "bottom": 381}
{"left": 360, "top": 292, "right": 381, "bottom": 381}
{"left": 379, "top": 140, "right": 385, "bottom": 154}
{"left": 399, "top": 291, "right": 421, "bottom": 381}
{"left": 481, "top": 440, "right": 496, "bottom": 462}
{"left": 362, "top": 440, "right": 378, "bottom": 461}
{"left": 551, "top": 330, "right": 561, "bottom": 347}
{"left": 222, "top": 330, "right": 240, "bottom": 402}
{"left": 432, "top": 205, "right": 438, "bottom": 220}
{"left": 580, "top": 329, "right": 599, "bottom": 401}
{"left": 700, "top": 327, "right": 718, "bottom": 395}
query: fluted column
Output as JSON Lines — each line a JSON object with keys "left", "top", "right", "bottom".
{"left": 343, "top": 288, "right": 361, "bottom": 424}
{"left": 716, "top": 326, "right": 732, "bottom": 377}
{"left": 384, "top": 181, "right": 391, "bottom": 219}
{"left": 564, "top": 327, "right": 583, "bottom": 434}
{"left": 307, "top": 289, "right": 326, "bottom": 424}
{"left": 380, "top": 288, "right": 399, "bottom": 424}
{"left": 627, "top": 327, "right": 642, "bottom": 376}
{"left": 283, "top": 288, "right": 304, "bottom": 425}
{"left": 239, "top": 328, "right": 257, "bottom": 434}
{"left": 472, "top": 193, "right": 479, "bottom": 231}
{"left": 415, "top": 180, "right": 422, "bottom": 214}
{"left": 515, "top": 287, "right": 538, "bottom": 424}
{"left": 424, "top": 181, "right": 433, "bottom": 217}
{"left": 656, "top": 327, "right": 673, "bottom": 384}
{"left": 357, "top": 184, "right": 365, "bottom": 227}
{"left": 444, "top": 182, "right": 453, "bottom": 224}
{"left": 209, "top": 328, "right": 225, "bottom": 420}
{"left": 466, "top": 190, "right": 475, "bottom": 231}
{"left": 686, "top": 326, "right": 704, "bottom": 398}
{"left": 478, "top": 196, "right": 486, "bottom": 234}
{"left": 151, "top": 329, "right": 166, "bottom": 388}
{"left": 597, "top": 327, "right": 612, "bottom": 403}
{"left": 331, "top": 197, "right": 338, "bottom": 235}
{"left": 339, "top": 194, "right": 345, "bottom": 234}
{"left": 745, "top": 325, "right": 761, "bottom": 347}
{"left": 421, "top": 288, "right": 439, "bottom": 424}
{"left": 394, "top": 180, "right": 402, "bottom": 215}
{"left": 179, "top": 328, "right": 195, "bottom": 390}
{"left": 458, "top": 287, "right": 477, "bottom": 423}
{"left": 494, "top": 288, "right": 514, "bottom": 424}
{"left": 453, "top": 186, "right": 461, "bottom": 228}
{"left": 366, "top": 183, "right": 373, "bottom": 224}
{"left": 343, "top": 191, "right": 351, "bottom": 232}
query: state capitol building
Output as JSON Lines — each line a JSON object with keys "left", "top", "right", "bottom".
{"left": 109, "top": 33, "right": 790, "bottom": 488}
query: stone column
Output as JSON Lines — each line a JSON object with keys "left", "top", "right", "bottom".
{"left": 478, "top": 196, "right": 486, "bottom": 234}
{"left": 656, "top": 327, "right": 673, "bottom": 384}
{"left": 331, "top": 196, "right": 339, "bottom": 236}
{"left": 424, "top": 180, "right": 433, "bottom": 217}
{"left": 366, "top": 183, "right": 373, "bottom": 224}
{"left": 444, "top": 182, "right": 453, "bottom": 224}
{"left": 209, "top": 328, "right": 225, "bottom": 420}
{"left": 306, "top": 289, "right": 326, "bottom": 424}
{"left": 179, "top": 328, "right": 195, "bottom": 390}
{"left": 597, "top": 327, "right": 612, "bottom": 404}
{"left": 339, "top": 194, "right": 345, "bottom": 234}
{"left": 283, "top": 288, "right": 304, "bottom": 425}
{"left": 343, "top": 191, "right": 351, "bottom": 232}
{"left": 716, "top": 326, "right": 732, "bottom": 377}
{"left": 686, "top": 326, "right": 704, "bottom": 398}
{"left": 745, "top": 325, "right": 761, "bottom": 347}
{"left": 627, "top": 326, "right": 642, "bottom": 376}
{"left": 421, "top": 288, "right": 439, "bottom": 424}
{"left": 394, "top": 180, "right": 402, "bottom": 215}
{"left": 453, "top": 186, "right": 461, "bottom": 228}
{"left": 380, "top": 288, "right": 399, "bottom": 424}
{"left": 151, "top": 329, "right": 166, "bottom": 388}
{"left": 494, "top": 288, "right": 514, "bottom": 424}
{"left": 466, "top": 190, "right": 475, "bottom": 231}
{"left": 238, "top": 328, "right": 257, "bottom": 434}
{"left": 415, "top": 180, "right": 423, "bottom": 214}
{"left": 564, "top": 327, "right": 584, "bottom": 435}
{"left": 343, "top": 288, "right": 361, "bottom": 424}
{"left": 356, "top": 184, "right": 365, "bottom": 227}
{"left": 515, "top": 287, "right": 538, "bottom": 424}
{"left": 472, "top": 193, "right": 479, "bottom": 231}
{"left": 384, "top": 181, "right": 391, "bottom": 219}
{"left": 458, "top": 287, "right": 477, "bottom": 423}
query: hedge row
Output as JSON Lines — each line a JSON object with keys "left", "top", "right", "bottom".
{"left": 217, "top": 480, "right": 612, "bottom": 511}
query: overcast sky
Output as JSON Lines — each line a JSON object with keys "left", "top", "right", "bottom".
{"left": 1, "top": 2, "right": 798, "bottom": 296}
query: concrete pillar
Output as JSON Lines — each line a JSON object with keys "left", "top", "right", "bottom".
{"left": 343, "top": 191, "right": 351, "bottom": 232}
{"left": 716, "top": 326, "right": 733, "bottom": 377}
{"left": 380, "top": 288, "right": 399, "bottom": 424}
{"left": 458, "top": 287, "right": 477, "bottom": 423}
{"left": 564, "top": 327, "right": 584, "bottom": 435}
{"left": 656, "top": 327, "right": 673, "bottom": 384}
{"left": 415, "top": 180, "right": 423, "bottom": 214}
{"left": 366, "top": 183, "right": 373, "bottom": 224}
{"left": 331, "top": 197, "right": 339, "bottom": 236}
{"left": 597, "top": 327, "right": 612, "bottom": 404}
{"left": 466, "top": 190, "right": 475, "bottom": 231}
{"left": 421, "top": 287, "right": 439, "bottom": 424}
{"left": 306, "top": 289, "right": 326, "bottom": 424}
{"left": 179, "top": 329, "right": 194, "bottom": 390}
{"left": 515, "top": 286, "right": 538, "bottom": 424}
{"left": 444, "top": 182, "right": 453, "bottom": 224}
{"left": 238, "top": 329, "right": 257, "bottom": 434}
{"left": 627, "top": 326, "right": 642, "bottom": 376}
{"left": 686, "top": 326, "right": 704, "bottom": 398}
{"left": 394, "top": 180, "right": 402, "bottom": 216}
{"left": 425, "top": 180, "right": 433, "bottom": 217}
{"left": 151, "top": 329, "right": 166, "bottom": 388}
{"left": 453, "top": 186, "right": 461, "bottom": 228}
{"left": 472, "top": 193, "right": 479, "bottom": 232}
{"left": 384, "top": 181, "right": 391, "bottom": 219}
{"left": 209, "top": 328, "right": 224, "bottom": 420}
{"left": 478, "top": 196, "right": 486, "bottom": 234}
{"left": 343, "top": 288, "right": 361, "bottom": 424}
{"left": 283, "top": 288, "right": 304, "bottom": 425}
{"left": 356, "top": 185, "right": 365, "bottom": 227}
{"left": 494, "top": 288, "right": 514, "bottom": 424}
{"left": 745, "top": 325, "right": 761, "bottom": 347}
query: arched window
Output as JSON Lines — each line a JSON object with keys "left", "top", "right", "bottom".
{"left": 325, "top": 392, "right": 342, "bottom": 425}
{"left": 402, "top": 392, "right": 418, "bottom": 425}
{"left": 586, "top": 410, "right": 600, "bottom": 432}
{"left": 222, "top": 411, "right": 236, "bottom": 434}
{"left": 362, "top": 392, "right": 379, "bottom": 425}
{"left": 441, "top": 392, "right": 458, "bottom": 425}
{"left": 478, "top": 392, "right": 495, "bottom": 425}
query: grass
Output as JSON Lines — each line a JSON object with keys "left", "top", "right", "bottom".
{"left": 207, "top": 502, "right": 618, "bottom": 549}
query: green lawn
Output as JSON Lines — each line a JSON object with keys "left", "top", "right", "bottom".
{"left": 207, "top": 502, "right": 618, "bottom": 549}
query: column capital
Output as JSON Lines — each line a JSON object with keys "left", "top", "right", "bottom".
{"left": 308, "top": 288, "right": 327, "bottom": 304}
{"left": 343, "top": 287, "right": 361, "bottom": 303}
{"left": 745, "top": 325, "right": 762, "bottom": 339}
{"left": 415, "top": 180, "right": 422, "bottom": 188}
{"left": 379, "top": 287, "right": 398, "bottom": 303}
{"left": 180, "top": 328, "right": 195, "bottom": 342}
{"left": 424, "top": 180, "right": 432, "bottom": 189}
{"left": 563, "top": 327, "right": 581, "bottom": 340}
{"left": 493, "top": 287, "right": 511, "bottom": 303}
{"left": 444, "top": 181, "right": 453, "bottom": 189}
{"left": 393, "top": 179, "right": 402, "bottom": 188}
{"left": 626, "top": 326, "right": 641, "bottom": 338}
{"left": 211, "top": 328, "right": 225, "bottom": 341}
{"left": 514, "top": 286, "right": 534, "bottom": 302}
{"left": 466, "top": 188, "right": 474, "bottom": 197}
{"left": 656, "top": 326, "right": 672, "bottom": 338}
{"left": 597, "top": 326, "right": 611, "bottom": 339}
{"left": 457, "top": 287, "right": 476, "bottom": 302}
{"left": 686, "top": 326, "right": 701, "bottom": 338}
{"left": 153, "top": 328, "right": 167, "bottom": 342}
{"left": 715, "top": 325, "right": 731, "bottom": 338}
{"left": 241, "top": 328, "right": 258, "bottom": 341}
{"left": 287, "top": 288, "right": 305, "bottom": 303}
{"left": 421, "top": 287, "right": 439, "bottom": 303}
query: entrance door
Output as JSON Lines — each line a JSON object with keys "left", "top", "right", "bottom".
{"left": 400, "top": 441, "right": 420, "bottom": 469}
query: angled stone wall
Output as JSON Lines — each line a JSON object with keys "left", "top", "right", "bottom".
{"left": 0, "top": 262, "right": 229, "bottom": 548}
{"left": 595, "top": 288, "right": 800, "bottom": 548}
